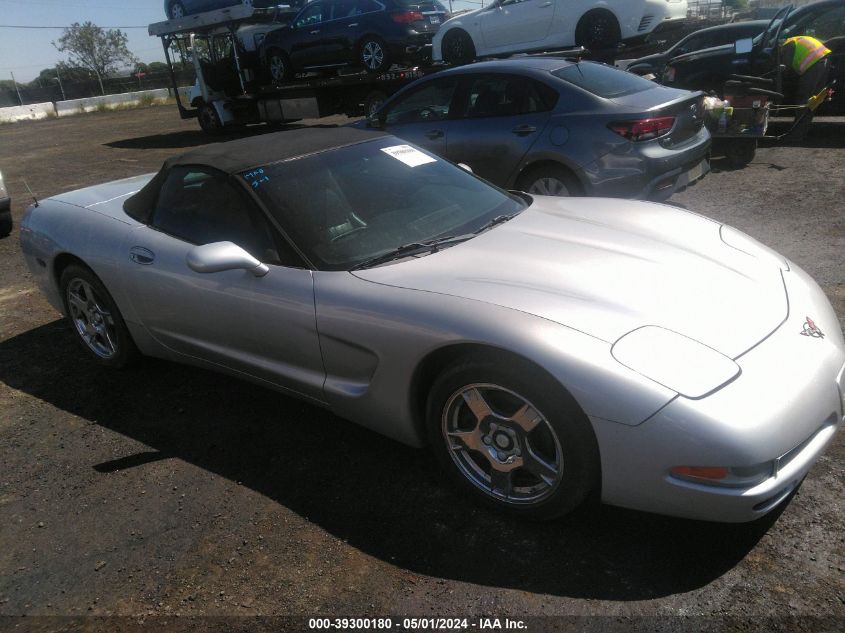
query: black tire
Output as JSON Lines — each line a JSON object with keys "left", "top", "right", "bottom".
{"left": 266, "top": 48, "right": 292, "bottom": 85}
{"left": 168, "top": 1, "right": 187, "bottom": 19}
{"left": 442, "top": 29, "right": 476, "bottom": 66}
{"left": 197, "top": 102, "right": 224, "bottom": 135}
{"left": 359, "top": 36, "right": 391, "bottom": 73}
{"left": 426, "top": 357, "right": 600, "bottom": 520}
{"left": 363, "top": 90, "right": 387, "bottom": 118}
{"left": 59, "top": 264, "right": 140, "bottom": 369}
{"left": 724, "top": 139, "right": 756, "bottom": 168}
{"left": 575, "top": 10, "right": 621, "bottom": 51}
{"left": 517, "top": 164, "right": 580, "bottom": 197}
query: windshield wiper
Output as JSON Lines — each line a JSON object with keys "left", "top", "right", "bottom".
{"left": 473, "top": 212, "right": 519, "bottom": 234}
{"left": 351, "top": 234, "right": 472, "bottom": 270}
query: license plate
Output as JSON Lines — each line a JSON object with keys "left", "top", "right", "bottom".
{"left": 429, "top": 16, "right": 440, "bottom": 24}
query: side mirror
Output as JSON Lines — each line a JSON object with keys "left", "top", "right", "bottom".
{"left": 735, "top": 38, "right": 753, "bottom": 54}
{"left": 186, "top": 241, "right": 269, "bottom": 277}
{"left": 458, "top": 163, "right": 473, "bottom": 173}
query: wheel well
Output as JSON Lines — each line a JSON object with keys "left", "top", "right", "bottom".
{"left": 516, "top": 160, "right": 585, "bottom": 195}
{"left": 53, "top": 253, "right": 89, "bottom": 290}
{"left": 409, "top": 343, "right": 558, "bottom": 445}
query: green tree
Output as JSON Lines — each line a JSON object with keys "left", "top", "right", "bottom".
{"left": 54, "top": 22, "right": 138, "bottom": 95}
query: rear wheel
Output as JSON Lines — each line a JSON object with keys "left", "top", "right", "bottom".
{"left": 442, "top": 30, "right": 476, "bottom": 65}
{"left": 426, "top": 358, "right": 599, "bottom": 520}
{"left": 359, "top": 36, "right": 391, "bottom": 73}
{"left": 575, "top": 10, "right": 621, "bottom": 51}
{"left": 517, "top": 165, "right": 580, "bottom": 197}
{"left": 60, "top": 264, "right": 139, "bottom": 369}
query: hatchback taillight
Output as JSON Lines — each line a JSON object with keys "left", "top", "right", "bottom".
{"left": 391, "top": 11, "right": 424, "bottom": 23}
{"left": 609, "top": 116, "right": 675, "bottom": 142}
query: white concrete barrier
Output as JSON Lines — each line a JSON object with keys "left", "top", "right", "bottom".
{"left": 0, "top": 102, "right": 56, "bottom": 123}
{"left": 55, "top": 88, "right": 172, "bottom": 117}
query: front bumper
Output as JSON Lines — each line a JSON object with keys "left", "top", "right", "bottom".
{"left": 594, "top": 263, "right": 845, "bottom": 522}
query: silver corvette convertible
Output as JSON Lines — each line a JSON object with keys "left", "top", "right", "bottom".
{"left": 21, "top": 128, "right": 845, "bottom": 522}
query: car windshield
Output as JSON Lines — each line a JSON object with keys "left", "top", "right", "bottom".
{"left": 552, "top": 62, "right": 655, "bottom": 98}
{"left": 242, "top": 138, "right": 526, "bottom": 271}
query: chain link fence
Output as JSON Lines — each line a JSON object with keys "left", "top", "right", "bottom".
{"left": 0, "top": 68, "right": 196, "bottom": 108}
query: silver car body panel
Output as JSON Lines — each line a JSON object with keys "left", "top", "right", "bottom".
{"left": 20, "top": 178, "right": 845, "bottom": 522}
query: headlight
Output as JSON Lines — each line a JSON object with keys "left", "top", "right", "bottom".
{"left": 612, "top": 326, "right": 740, "bottom": 398}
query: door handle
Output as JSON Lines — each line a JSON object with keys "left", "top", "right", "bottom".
{"left": 348, "top": 23, "right": 358, "bottom": 27}
{"left": 425, "top": 129, "right": 444, "bottom": 139}
{"left": 310, "top": 29, "right": 320, "bottom": 34}
{"left": 540, "top": 1, "right": 552, "bottom": 6}
{"left": 511, "top": 124, "right": 537, "bottom": 135}
{"left": 129, "top": 246, "right": 155, "bottom": 265}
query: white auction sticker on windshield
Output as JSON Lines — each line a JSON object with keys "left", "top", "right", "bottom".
{"left": 381, "top": 145, "right": 437, "bottom": 167}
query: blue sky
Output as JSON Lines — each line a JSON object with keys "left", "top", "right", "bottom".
{"left": 0, "top": 0, "right": 482, "bottom": 83}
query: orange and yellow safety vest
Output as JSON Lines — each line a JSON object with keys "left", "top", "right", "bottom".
{"left": 782, "top": 36, "right": 831, "bottom": 75}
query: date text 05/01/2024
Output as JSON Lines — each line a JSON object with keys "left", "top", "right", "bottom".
{"left": 308, "top": 617, "right": 527, "bottom": 630}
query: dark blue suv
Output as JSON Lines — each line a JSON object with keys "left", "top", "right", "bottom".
{"left": 261, "top": 0, "right": 449, "bottom": 82}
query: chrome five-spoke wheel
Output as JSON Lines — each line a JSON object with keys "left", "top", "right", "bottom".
{"left": 60, "top": 264, "right": 139, "bottom": 368}
{"left": 427, "top": 358, "right": 599, "bottom": 519}
{"left": 442, "top": 383, "right": 562, "bottom": 503}
{"left": 66, "top": 278, "right": 118, "bottom": 359}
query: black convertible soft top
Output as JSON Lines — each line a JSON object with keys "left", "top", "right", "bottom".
{"left": 124, "top": 126, "right": 388, "bottom": 222}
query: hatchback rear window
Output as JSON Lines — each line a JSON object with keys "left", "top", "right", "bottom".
{"left": 552, "top": 62, "right": 655, "bottom": 98}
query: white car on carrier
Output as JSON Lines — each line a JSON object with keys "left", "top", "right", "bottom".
{"left": 433, "top": 0, "right": 687, "bottom": 64}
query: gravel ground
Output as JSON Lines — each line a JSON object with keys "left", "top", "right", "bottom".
{"left": 0, "top": 106, "right": 843, "bottom": 632}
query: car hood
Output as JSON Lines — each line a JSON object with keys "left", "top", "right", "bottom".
{"left": 353, "top": 197, "right": 788, "bottom": 359}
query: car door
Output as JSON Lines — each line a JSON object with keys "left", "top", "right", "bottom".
{"left": 479, "top": 0, "right": 555, "bottom": 52}
{"left": 318, "top": 0, "right": 363, "bottom": 66}
{"left": 123, "top": 166, "right": 325, "bottom": 401}
{"left": 289, "top": 1, "right": 332, "bottom": 68}
{"left": 379, "top": 76, "right": 461, "bottom": 156}
{"left": 444, "top": 74, "right": 556, "bottom": 186}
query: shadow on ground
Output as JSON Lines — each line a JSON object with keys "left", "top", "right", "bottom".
{"left": 0, "top": 320, "right": 783, "bottom": 601}
{"left": 105, "top": 123, "right": 342, "bottom": 151}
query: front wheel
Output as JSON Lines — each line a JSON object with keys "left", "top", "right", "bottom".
{"left": 267, "top": 48, "right": 291, "bottom": 85}
{"left": 60, "top": 264, "right": 139, "bottom": 368}
{"left": 359, "top": 36, "right": 390, "bottom": 73}
{"left": 197, "top": 102, "right": 223, "bottom": 135}
{"left": 168, "top": 1, "right": 186, "bottom": 19}
{"left": 426, "top": 358, "right": 600, "bottom": 520}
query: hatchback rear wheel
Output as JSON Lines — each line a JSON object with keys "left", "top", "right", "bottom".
{"left": 518, "top": 165, "right": 580, "bottom": 197}
{"left": 442, "top": 30, "right": 476, "bottom": 65}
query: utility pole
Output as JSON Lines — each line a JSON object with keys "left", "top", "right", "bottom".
{"left": 10, "top": 71, "right": 23, "bottom": 106}
{"left": 56, "top": 67, "right": 66, "bottom": 101}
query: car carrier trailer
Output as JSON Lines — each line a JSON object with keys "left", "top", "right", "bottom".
{"left": 149, "top": 4, "right": 444, "bottom": 133}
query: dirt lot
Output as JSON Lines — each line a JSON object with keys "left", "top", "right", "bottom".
{"left": 0, "top": 106, "right": 843, "bottom": 632}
